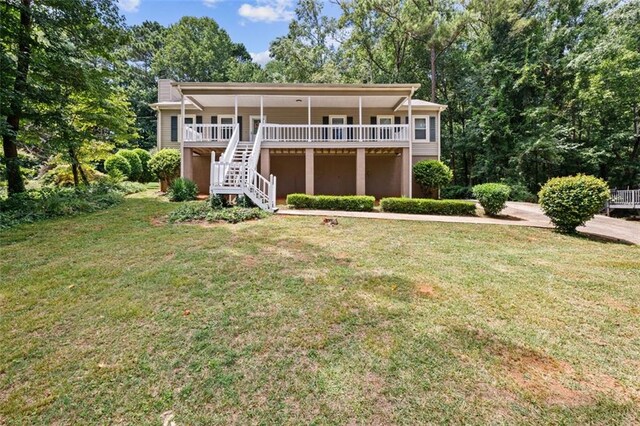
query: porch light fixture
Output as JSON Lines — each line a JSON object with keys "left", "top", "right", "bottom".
{"left": 296, "top": 99, "right": 302, "bottom": 103}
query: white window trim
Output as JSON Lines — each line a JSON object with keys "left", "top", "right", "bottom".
{"left": 218, "top": 114, "right": 236, "bottom": 125}
{"left": 183, "top": 114, "right": 196, "bottom": 124}
{"left": 329, "top": 115, "right": 347, "bottom": 124}
{"left": 413, "top": 115, "right": 429, "bottom": 141}
{"left": 377, "top": 115, "right": 394, "bottom": 124}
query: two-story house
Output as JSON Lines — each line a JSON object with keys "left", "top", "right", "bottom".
{"left": 151, "top": 80, "right": 447, "bottom": 210}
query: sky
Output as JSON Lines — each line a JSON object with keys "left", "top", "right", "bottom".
{"left": 117, "top": 0, "right": 312, "bottom": 66}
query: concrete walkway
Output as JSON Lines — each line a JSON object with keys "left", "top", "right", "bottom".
{"left": 277, "top": 202, "right": 640, "bottom": 245}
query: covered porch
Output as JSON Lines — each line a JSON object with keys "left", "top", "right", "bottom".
{"left": 175, "top": 82, "right": 418, "bottom": 147}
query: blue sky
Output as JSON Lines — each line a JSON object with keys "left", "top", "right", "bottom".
{"left": 117, "top": 0, "right": 309, "bottom": 65}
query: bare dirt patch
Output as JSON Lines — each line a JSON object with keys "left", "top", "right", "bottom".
{"left": 416, "top": 284, "right": 437, "bottom": 298}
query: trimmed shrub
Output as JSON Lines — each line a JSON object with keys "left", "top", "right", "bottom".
{"left": 286, "top": 194, "right": 375, "bottom": 211}
{"left": 380, "top": 197, "right": 476, "bottom": 215}
{"left": 167, "top": 177, "right": 198, "bottom": 202}
{"left": 148, "top": 149, "right": 181, "bottom": 188}
{"left": 117, "top": 150, "right": 143, "bottom": 182}
{"left": 104, "top": 154, "right": 131, "bottom": 179}
{"left": 441, "top": 185, "right": 472, "bottom": 199}
{"left": 472, "top": 183, "right": 511, "bottom": 216}
{"left": 133, "top": 148, "right": 153, "bottom": 182}
{"left": 538, "top": 174, "right": 610, "bottom": 233}
{"left": 413, "top": 160, "right": 453, "bottom": 196}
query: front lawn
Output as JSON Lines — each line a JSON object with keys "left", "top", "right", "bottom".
{"left": 1, "top": 192, "right": 639, "bottom": 424}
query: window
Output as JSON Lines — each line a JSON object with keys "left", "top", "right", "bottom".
{"left": 414, "top": 117, "right": 427, "bottom": 140}
{"left": 170, "top": 116, "right": 178, "bottom": 142}
{"left": 429, "top": 116, "right": 437, "bottom": 142}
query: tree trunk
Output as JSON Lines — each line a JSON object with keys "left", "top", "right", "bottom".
{"left": 3, "top": 0, "right": 32, "bottom": 195}
{"left": 430, "top": 45, "right": 436, "bottom": 102}
{"left": 71, "top": 163, "right": 80, "bottom": 187}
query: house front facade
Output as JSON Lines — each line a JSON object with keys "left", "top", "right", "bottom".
{"left": 151, "top": 80, "right": 446, "bottom": 210}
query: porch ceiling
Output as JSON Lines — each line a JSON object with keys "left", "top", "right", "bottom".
{"left": 186, "top": 94, "right": 405, "bottom": 109}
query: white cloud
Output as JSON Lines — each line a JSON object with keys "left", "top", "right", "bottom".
{"left": 203, "top": 0, "right": 222, "bottom": 7}
{"left": 238, "top": 0, "right": 294, "bottom": 23}
{"left": 250, "top": 50, "right": 272, "bottom": 66}
{"left": 118, "top": 0, "right": 140, "bottom": 12}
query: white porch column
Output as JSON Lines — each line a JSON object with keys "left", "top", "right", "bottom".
{"left": 260, "top": 95, "right": 264, "bottom": 122}
{"left": 358, "top": 96, "right": 363, "bottom": 142}
{"left": 305, "top": 148, "right": 314, "bottom": 195}
{"left": 179, "top": 93, "right": 185, "bottom": 177}
{"left": 356, "top": 148, "right": 366, "bottom": 195}
{"left": 234, "top": 95, "right": 238, "bottom": 125}
{"left": 401, "top": 147, "right": 410, "bottom": 197}
{"left": 407, "top": 95, "right": 413, "bottom": 198}
{"left": 260, "top": 148, "right": 270, "bottom": 176}
{"left": 307, "top": 96, "right": 311, "bottom": 142}
{"left": 183, "top": 148, "right": 193, "bottom": 180}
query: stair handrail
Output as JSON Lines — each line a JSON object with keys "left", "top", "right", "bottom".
{"left": 220, "top": 123, "right": 240, "bottom": 163}
{"left": 246, "top": 124, "right": 263, "bottom": 171}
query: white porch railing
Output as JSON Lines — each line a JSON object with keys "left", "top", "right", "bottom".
{"left": 610, "top": 189, "right": 640, "bottom": 207}
{"left": 184, "top": 124, "right": 236, "bottom": 143}
{"left": 261, "top": 124, "right": 409, "bottom": 143}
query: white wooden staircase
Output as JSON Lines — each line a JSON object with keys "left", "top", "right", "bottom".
{"left": 210, "top": 124, "right": 277, "bottom": 211}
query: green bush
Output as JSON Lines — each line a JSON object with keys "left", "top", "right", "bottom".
{"left": 413, "top": 160, "right": 453, "bottom": 196}
{"left": 538, "top": 174, "right": 610, "bottom": 233}
{"left": 148, "top": 149, "right": 180, "bottom": 184}
{"left": 104, "top": 154, "right": 131, "bottom": 179}
{"left": 380, "top": 197, "right": 476, "bottom": 215}
{"left": 133, "top": 148, "right": 153, "bottom": 182}
{"left": 42, "top": 164, "right": 105, "bottom": 187}
{"left": 168, "top": 202, "right": 268, "bottom": 224}
{"left": 167, "top": 201, "right": 211, "bottom": 222}
{"left": 236, "top": 194, "right": 256, "bottom": 208}
{"left": 0, "top": 184, "right": 124, "bottom": 230}
{"left": 286, "top": 193, "right": 375, "bottom": 211}
{"left": 115, "top": 181, "right": 147, "bottom": 195}
{"left": 441, "top": 185, "right": 472, "bottom": 199}
{"left": 167, "top": 177, "right": 198, "bottom": 202}
{"left": 117, "top": 150, "right": 143, "bottom": 182}
{"left": 506, "top": 182, "right": 537, "bottom": 203}
{"left": 472, "top": 183, "right": 511, "bottom": 216}
{"left": 207, "top": 207, "right": 268, "bottom": 223}
{"left": 210, "top": 194, "right": 230, "bottom": 210}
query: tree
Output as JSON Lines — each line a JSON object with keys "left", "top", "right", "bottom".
{"left": 1, "top": 0, "right": 124, "bottom": 194}
{"left": 151, "top": 16, "right": 260, "bottom": 82}
{"left": 268, "top": 0, "right": 346, "bottom": 82}
{"left": 117, "top": 21, "right": 167, "bottom": 150}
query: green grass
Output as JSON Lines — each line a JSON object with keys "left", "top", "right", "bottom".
{"left": 1, "top": 191, "right": 639, "bottom": 424}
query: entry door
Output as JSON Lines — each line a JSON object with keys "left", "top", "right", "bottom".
{"left": 250, "top": 115, "right": 265, "bottom": 142}
{"left": 330, "top": 115, "right": 346, "bottom": 140}
{"left": 378, "top": 116, "right": 393, "bottom": 140}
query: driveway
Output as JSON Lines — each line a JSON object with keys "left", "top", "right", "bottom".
{"left": 277, "top": 202, "right": 640, "bottom": 245}
{"left": 504, "top": 202, "right": 640, "bottom": 244}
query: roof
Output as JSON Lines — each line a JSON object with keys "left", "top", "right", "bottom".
{"left": 149, "top": 100, "right": 202, "bottom": 111}
{"left": 173, "top": 81, "right": 421, "bottom": 98}
{"left": 396, "top": 99, "right": 447, "bottom": 111}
